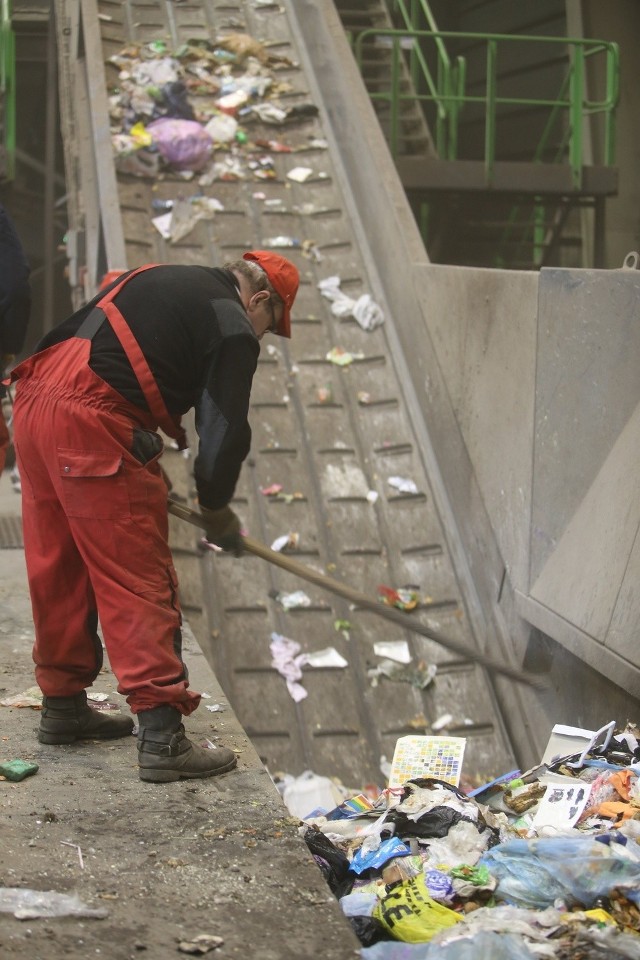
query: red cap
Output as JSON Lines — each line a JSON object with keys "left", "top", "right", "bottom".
{"left": 243, "top": 250, "right": 299, "bottom": 338}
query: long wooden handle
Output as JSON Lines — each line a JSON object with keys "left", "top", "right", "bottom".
{"left": 168, "top": 498, "right": 547, "bottom": 690}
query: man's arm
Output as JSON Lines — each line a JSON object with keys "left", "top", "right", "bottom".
{"left": 193, "top": 331, "right": 259, "bottom": 511}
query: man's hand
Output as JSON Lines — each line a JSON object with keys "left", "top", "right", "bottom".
{"left": 199, "top": 505, "right": 243, "bottom": 556}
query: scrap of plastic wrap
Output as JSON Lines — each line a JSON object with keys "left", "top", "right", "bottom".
{"left": 361, "top": 930, "right": 539, "bottom": 958}
{"left": 0, "top": 887, "right": 108, "bottom": 920}
{"left": 349, "top": 836, "right": 412, "bottom": 875}
{"left": 276, "top": 589, "right": 311, "bottom": 610}
{"left": 270, "top": 632, "right": 307, "bottom": 702}
{"left": 318, "top": 275, "right": 385, "bottom": 331}
{"left": 0, "top": 686, "right": 43, "bottom": 709}
{"left": 388, "top": 476, "right": 419, "bottom": 495}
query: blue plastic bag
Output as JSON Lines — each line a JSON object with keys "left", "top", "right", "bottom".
{"left": 480, "top": 836, "right": 640, "bottom": 909}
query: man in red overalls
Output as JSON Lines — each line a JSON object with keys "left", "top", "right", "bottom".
{"left": 10, "top": 252, "right": 299, "bottom": 783}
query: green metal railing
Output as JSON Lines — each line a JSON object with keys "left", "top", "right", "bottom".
{"left": 0, "top": 0, "right": 15, "bottom": 180}
{"left": 353, "top": 27, "right": 619, "bottom": 190}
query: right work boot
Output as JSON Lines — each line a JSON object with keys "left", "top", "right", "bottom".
{"left": 38, "top": 692, "right": 135, "bottom": 744}
{"left": 137, "top": 705, "right": 237, "bottom": 783}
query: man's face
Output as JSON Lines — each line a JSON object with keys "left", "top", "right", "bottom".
{"left": 247, "top": 290, "right": 282, "bottom": 340}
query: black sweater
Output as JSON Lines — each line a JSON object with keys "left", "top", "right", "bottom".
{"left": 36, "top": 264, "right": 259, "bottom": 510}
{"left": 0, "top": 204, "right": 31, "bottom": 355}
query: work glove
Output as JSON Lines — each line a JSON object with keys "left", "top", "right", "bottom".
{"left": 199, "top": 504, "right": 244, "bottom": 556}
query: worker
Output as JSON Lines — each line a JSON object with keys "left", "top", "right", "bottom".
{"left": 0, "top": 204, "right": 31, "bottom": 473}
{"left": 8, "top": 252, "right": 299, "bottom": 783}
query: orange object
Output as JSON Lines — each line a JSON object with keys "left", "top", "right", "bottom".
{"left": 596, "top": 799, "right": 635, "bottom": 821}
{"left": 99, "top": 269, "right": 127, "bottom": 290}
{"left": 610, "top": 769, "right": 633, "bottom": 801}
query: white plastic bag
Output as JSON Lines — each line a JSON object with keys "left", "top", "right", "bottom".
{"left": 282, "top": 770, "right": 341, "bottom": 820}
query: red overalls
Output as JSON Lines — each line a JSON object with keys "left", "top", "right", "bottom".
{"left": 0, "top": 402, "right": 9, "bottom": 473}
{"left": 10, "top": 266, "right": 200, "bottom": 715}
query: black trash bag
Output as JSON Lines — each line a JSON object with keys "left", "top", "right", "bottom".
{"left": 158, "top": 81, "right": 195, "bottom": 121}
{"left": 389, "top": 777, "right": 501, "bottom": 847}
{"left": 349, "top": 915, "right": 393, "bottom": 947}
{"left": 303, "top": 827, "right": 354, "bottom": 899}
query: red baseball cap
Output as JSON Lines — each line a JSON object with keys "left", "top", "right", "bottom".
{"left": 243, "top": 250, "right": 299, "bottom": 338}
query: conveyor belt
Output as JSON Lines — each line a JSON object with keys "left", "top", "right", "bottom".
{"left": 91, "top": 0, "right": 516, "bottom": 788}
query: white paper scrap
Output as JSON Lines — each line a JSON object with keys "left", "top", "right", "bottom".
{"left": 271, "top": 534, "right": 290, "bottom": 552}
{"left": 373, "top": 640, "right": 411, "bottom": 664}
{"left": 303, "top": 647, "right": 348, "bottom": 669}
{"left": 287, "top": 166, "right": 314, "bottom": 183}
{"left": 532, "top": 782, "right": 590, "bottom": 831}
{"left": 151, "top": 212, "right": 173, "bottom": 239}
{"left": 388, "top": 476, "right": 419, "bottom": 495}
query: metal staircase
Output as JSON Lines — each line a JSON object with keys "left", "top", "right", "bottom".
{"left": 333, "top": 0, "right": 619, "bottom": 270}
{"left": 334, "top": 0, "right": 435, "bottom": 158}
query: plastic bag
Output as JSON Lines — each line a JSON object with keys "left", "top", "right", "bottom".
{"left": 282, "top": 770, "right": 341, "bottom": 819}
{"left": 147, "top": 118, "right": 213, "bottom": 171}
{"left": 350, "top": 915, "right": 392, "bottom": 948}
{"left": 480, "top": 836, "right": 640, "bottom": 909}
{"left": 0, "top": 887, "right": 108, "bottom": 919}
{"left": 361, "top": 930, "right": 537, "bottom": 959}
{"left": 339, "top": 890, "right": 378, "bottom": 917}
{"left": 373, "top": 873, "right": 462, "bottom": 943}
{"left": 303, "top": 827, "right": 354, "bottom": 899}
{"left": 204, "top": 113, "right": 238, "bottom": 143}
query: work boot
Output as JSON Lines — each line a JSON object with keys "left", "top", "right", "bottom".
{"left": 38, "top": 692, "right": 134, "bottom": 744}
{"left": 137, "top": 705, "right": 237, "bottom": 783}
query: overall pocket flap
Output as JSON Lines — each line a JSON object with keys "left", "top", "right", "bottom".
{"left": 58, "top": 449, "right": 123, "bottom": 479}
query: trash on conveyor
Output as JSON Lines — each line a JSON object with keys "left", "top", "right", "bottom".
{"left": 377, "top": 585, "right": 420, "bottom": 612}
{"left": 367, "top": 660, "right": 438, "bottom": 690}
{"left": 373, "top": 640, "right": 412, "bottom": 664}
{"left": 273, "top": 588, "right": 312, "bottom": 610}
{"left": 334, "top": 619, "right": 352, "bottom": 640}
{"left": 326, "top": 346, "right": 365, "bottom": 366}
{"left": 387, "top": 476, "right": 420, "bottom": 496}
{"left": 260, "top": 484, "right": 304, "bottom": 502}
{"left": 151, "top": 195, "right": 224, "bottom": 243}
{"left": 284, "top": 719, "right": 640, "bottom": 957}
{"left": 107, "top": 34, "right": 319, "bottom": 188}
{"left": 270, "top": 531, "right": 299, "bottom": 552}
{"left": 318, "top": 275, "right": 385, "bottom": 332}
{"left": 304, "top": 647, "right": 348, "bottom": 669}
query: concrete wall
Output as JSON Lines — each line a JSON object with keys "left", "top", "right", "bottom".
{"left": 413, "top": 265, "right": 538, "bottom": 598}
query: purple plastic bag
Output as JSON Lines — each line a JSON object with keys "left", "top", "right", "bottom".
{"left": 147, "top": 118, "right": 213, "bottom": 171}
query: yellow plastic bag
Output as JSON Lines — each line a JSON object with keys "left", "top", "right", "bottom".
{"left": 373, "top": 873, "right": 463, "bottom": 943}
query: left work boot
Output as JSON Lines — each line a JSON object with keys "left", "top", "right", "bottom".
{"left": 38, "top": 692, "right": 134, "bottom": 744}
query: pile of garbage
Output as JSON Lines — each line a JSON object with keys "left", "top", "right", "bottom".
{"left": 280, "top": 721, "right": 640, "bottom": 958}
{"left": 107, "top": 34, "right": 319, "bottom": 183}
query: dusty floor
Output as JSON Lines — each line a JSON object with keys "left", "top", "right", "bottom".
{"left": 0, "top": 470, "right": 359, "bottom": 959}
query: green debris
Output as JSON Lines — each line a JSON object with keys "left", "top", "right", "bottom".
{"left": 0, "top": 759, "right": 39, "bottom": 782}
